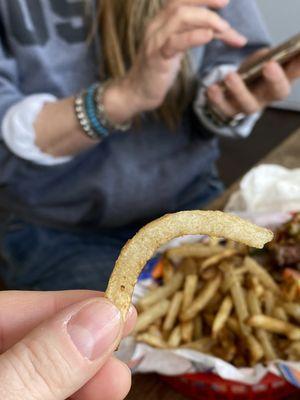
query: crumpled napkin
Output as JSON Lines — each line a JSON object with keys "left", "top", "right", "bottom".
{"left": 225, "top": 164, "right": 300, "bottom": 213}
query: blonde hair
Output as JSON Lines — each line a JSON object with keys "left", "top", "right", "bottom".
{"left": 97, "top": 0, "right": 193, "bottom": 129}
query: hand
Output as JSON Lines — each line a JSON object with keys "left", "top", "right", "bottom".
{"left": 111, "top": 0, "right": 247, "bottom": 119}
{"left": 0, "top": 291, "right": 136, "bottom": 400}
{"left": 207, "top": 49, "right": 300, "bottom": 118}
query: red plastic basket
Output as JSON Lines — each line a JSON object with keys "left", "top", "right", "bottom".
{"left": 161, "top": 372, "right": 299, "bottom": 400}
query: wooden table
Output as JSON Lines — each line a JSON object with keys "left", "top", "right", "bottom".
{"left": 126, "top": 128, "right": 300, "bottom": 400}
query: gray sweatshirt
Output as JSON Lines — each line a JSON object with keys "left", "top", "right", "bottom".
{"left": 0, "top": 0, "right": 270, "bottom": 230}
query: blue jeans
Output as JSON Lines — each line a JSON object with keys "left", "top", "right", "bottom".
{"left": 0, "top": 177, "right": 223, "bottom": 291}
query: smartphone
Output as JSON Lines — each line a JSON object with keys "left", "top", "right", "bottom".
{"left": 239, "top": 32, "right": 300, "bottom": 85}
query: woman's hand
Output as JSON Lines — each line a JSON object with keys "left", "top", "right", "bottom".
{"left": 206, "top": 50, "right": 300, "bottom": 118}
{"left": 108, "top": 0, "right": 247, "bottom": 121}
{"left": 0, "top": 291, "right": 136, "bottom": 400}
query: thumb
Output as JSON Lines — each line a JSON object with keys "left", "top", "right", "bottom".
{"left": 0, "top": 298, "right": 123, "bottom": 400}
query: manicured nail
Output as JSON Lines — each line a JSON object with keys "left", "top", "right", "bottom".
{"left": 67, "top": 299, "right": 122, "bottom": 361}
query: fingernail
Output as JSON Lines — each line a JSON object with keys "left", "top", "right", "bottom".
{"left": 127, "top": 304, "right": 136, "bottom": 320}
{"left": 226, "top": 73, "right": 237, "bottom": 85}
{"left": 237, "top": 34, "right": 248, "bottom": 45}
{"left": 67, "top": 299, "right": 122, "bottom": 361}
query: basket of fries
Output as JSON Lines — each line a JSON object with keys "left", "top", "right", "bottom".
{"left": 122, "top": 213, "right": 300, "bottom": 399}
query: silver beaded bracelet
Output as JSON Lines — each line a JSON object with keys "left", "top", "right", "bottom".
{"left": 74, "top": 93, "right": 100, "bottom": 141}
{"left": 95, "top": 81, "right": 132, "bottom": 132}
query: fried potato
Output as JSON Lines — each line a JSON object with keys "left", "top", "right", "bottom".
{"left": 137, "top": 333, "right": 167, "bottom": 349}
{"left": 181, "top": 274, "right": 221, "bottom": 321}
{"left": 181, "top": 337, "right": 215, "bottom": 353}
{"left": 167, "top": 243, "right": 224, "bottom": 262}
{"left": 246, "top": 290, "right": 278, "bottom": 361}
{"left": 225, "top": 265, "right": 249, "bottom": 334}
{"left": 148, "top": 325, "right": 163, "bottom": 338}
{"left": 181, "top": 320, "right": 195, "bottom": 343}
{"left": 134, "top": 300, "right": 170, "bottom": 333}
{"left": 200, "top": 249, "right": 237, "bottom": 271}
{"left": 168, "top": 325, "right": 182, "bottom": 348}
{"left": 283, "top": 303, "right": 300, "bottom": 323}
{"left": 182, "top": 274, "right": 198, "bottom": 311}
{"left": 193, "top": 315, "right": 203, "bottom": 340}
{"left": 246, "top": 334, "right": 264, "bottom": 365}
{"left": 248, "top": 315, "right": 300, "bottom": 340}
{"left": 163, "top": 291, "right": 183, "bottom": 332}
{"left": 139, "top": 272, "right": 184, "bottom": 309}
{"left": 162, "top": 258, "right": 174, "bottom": 283}
{"left": 212, "top": 296, "right": 233, "bottom": 338}
{"left": 264, "top": 291, "right": 275, "bottom": 316}
{"left": 272, "top": 307, "right": 288, "bottom": 322}
{"left": 243, "top": 257, "right": 280, "bottom": 294}
{"left": 179, "top": 257, "right": 198, "bottom": 275}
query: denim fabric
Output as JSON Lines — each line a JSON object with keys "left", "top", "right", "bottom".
{"left": 0, "top": 176, "right": 223, "bottom": 291}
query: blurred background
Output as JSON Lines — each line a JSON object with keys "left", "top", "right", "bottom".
{"left": 218, "top": 0, "right": 300, "bottom": 187}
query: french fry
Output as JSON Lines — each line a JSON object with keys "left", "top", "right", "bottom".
{"left": 181, "top": 320, "right": 195, "bottom": 343}
{"left": 264, "top": 291, "right": 275, "bottom": 316}
{"left": 162, "top": 257, "right": 174, "bottom": 283}
{"left": 212, "top": 296, "right": 233, "bottom": 338}
{"left": 167, "top": 243, "right": 224, "bottom": 262}
{"left": 193, "top": 315, "right": 203, "bottom": 340}
{"left": 246, "top": 334, "right": 264, "bottom": 365}
{"left": 200, "top": 249, "right": 237, "bottom": 271}
{"left": 204, "top": 292, "right": 223, "bottom": 313}
{"left": 227, "top": 317, "right": 241, "bottom": 335}
{"left": 137, "top": 333, "right": 167, "bottom": 349}
{"left": 182, "top": 274, "right": 198, "bottom": 311}
{"left": 181, "top": 274, "right": 221, "bottom": 321}
{"left": 200, "top": 267, "right": 218, "bottom": 281}
{"left": 234, "top": 355, "right": 247, "bottom": 368}
{"left": 139, "top": 272, "right": 184, "bottom": 309}
{"left": 283, "top": 303, "right": 300, "bottom": 323}
{"left": 213, "top": 344, "right": 236, "bottom": 363}
{"left": 134, "top": 300, "right": 170, "bottom": 333}
{"left": 243, "top": 257, "right": 280, "bottom": 294}
{"left": 246, "top": 289, "right": 278, "bottom": 361}
{"left": 163, "top": 291, "right": 183, "bottom": 332}
{"left": 287, "top": 342, "right": 300, "bottom": 357}
{"left": 272, "top": 307, "right": 288, "bottom": 322}
{"left": 179, "top": 257, "right": 198, "bottom": 275}
{"left": 225, "top": 265, "right": 249, "bottom": 334}
{"left": 181, "top": 337, "right": 215, "bottom": 353}
{"left": 153, "top": 318, "right": 163, "bottom": 328}
{"left": 168, "top": 325, "right": 182, "bottom": 348}
{"left": 203, "top": 313, "right": 215, "bottom": 328}
{"left": 248, "top": 315, "right": 300, "bottom": 340}
{"left": 148, "top": 325, "right": 163, "bottom": 338}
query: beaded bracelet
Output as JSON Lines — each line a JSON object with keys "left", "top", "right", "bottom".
{"left": 85, "top": 84, "right": 109, "bottom": 138}
{"left": 95, "top": 81, "right": 132, "bottom": 132}
{"left": 74, "top": 93, "right": 100, "bottom": 141}
{"left": 75, "top": 81, "right": 132, "bottom": 141}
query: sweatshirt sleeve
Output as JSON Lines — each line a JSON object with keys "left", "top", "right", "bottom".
{"left": 0, "top": 17, "right": 73, "bottom": 165}
{"left": 0, "top": 21, "right": 24, "bottom": 126}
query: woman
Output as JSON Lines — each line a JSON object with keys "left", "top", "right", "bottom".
{"left": 0, "top": 0, "right": 299, "bottom": 291}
